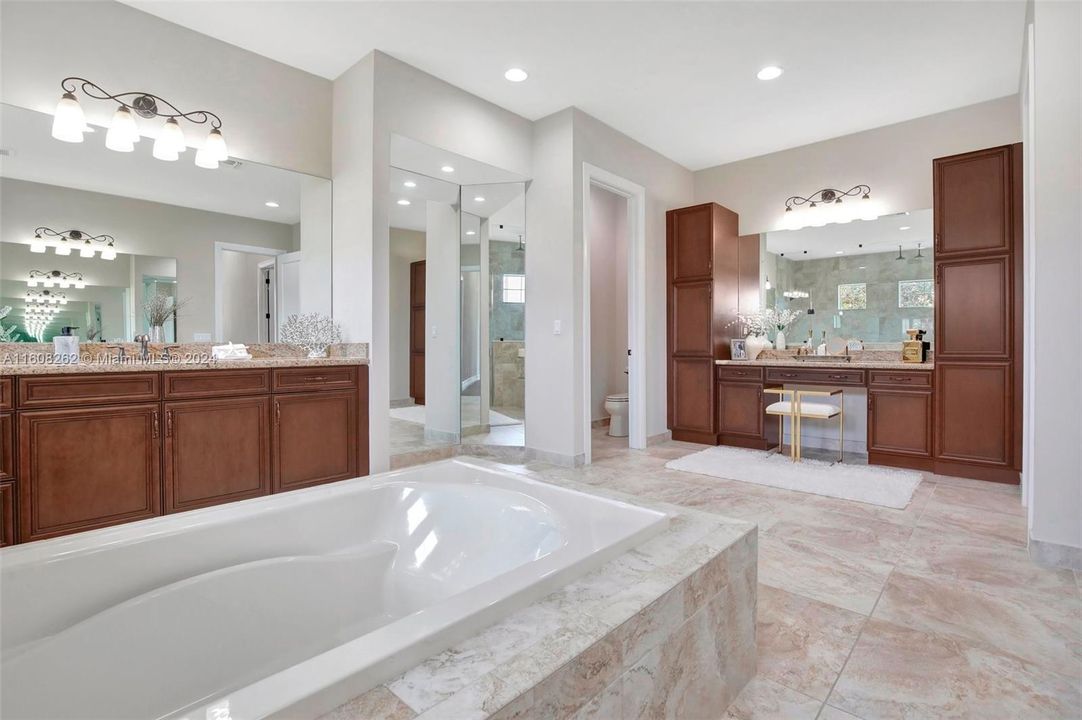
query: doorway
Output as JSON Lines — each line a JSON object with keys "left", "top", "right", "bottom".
{"left": 582, "top": 164, "right": 647, "bottom": 464}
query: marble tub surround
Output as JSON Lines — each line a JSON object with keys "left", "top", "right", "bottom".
{"left": 0, "top": 342, "right": 368, "bottom": 374}
{"left": 321, "top": 473, "right": 757, "bottom": 720}
{"left": 420, "top": 430, "right": 1078, "bottom": 720}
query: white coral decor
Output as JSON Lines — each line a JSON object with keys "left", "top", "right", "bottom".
{"left": 279, "top": 313, "right": 342, "bottom": 358}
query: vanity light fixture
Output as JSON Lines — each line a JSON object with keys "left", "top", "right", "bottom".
{"left": 265, "top": 201, "right": 280, "bottom": 208}
{"left": 403, "top": 180, "right": 417, "bottom": 188}
{"left": 782, "top": 290, "right": 809, "bottom": 299}
{"left": 782, "top": 185, "right": 877, "bottom": 229}
{"left": 440, "top": 165, "right": 455, "bottom": 173}
{"left": 504, "top": 68, "right": 529, "bottom": 82}
{"left": 30, "top": 228, "right": 118, "bottom": 261}
{"left": 51, "top": 77, "right": 228, "bottom": 169}
{"left": 28, "top": 270, "right": 87, "bottom": 290}
{"left": 756, "top": 65, "right": 784, "bottom": 81}
{"left": 397, "top": 199, "right": 411, "bottom": 206}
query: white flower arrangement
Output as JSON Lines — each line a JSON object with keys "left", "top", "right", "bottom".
{"left": 279, "top": 313, "right": 342, "bottom": 358}
{"left": 731, "top": 308, "right": 803, "bottom": 338}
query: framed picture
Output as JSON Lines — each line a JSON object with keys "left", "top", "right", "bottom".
{"left": 730, "top": 338, "right": 748, "bottom": 361}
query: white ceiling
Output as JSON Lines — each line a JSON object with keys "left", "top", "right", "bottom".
{"left": 124, "top": 1, "right": 1026, "bottom": 170}
{"left": 765, "top": 208, "right": 933, "bottom": 260}
{"left": 0, "top": 104, "right": 313, "bottom": 224}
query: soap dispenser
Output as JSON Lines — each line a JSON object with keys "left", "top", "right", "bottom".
{"left": 53, "top": 326, "right": 80, "bottom": 364}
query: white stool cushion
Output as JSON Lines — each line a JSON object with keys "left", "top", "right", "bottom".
{"left": 765, "top": 401, "right": 840, "bottom": 418}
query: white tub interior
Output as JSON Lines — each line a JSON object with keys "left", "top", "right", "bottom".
{"left": 1, "top": 459, "right": 668, "bottom": 720}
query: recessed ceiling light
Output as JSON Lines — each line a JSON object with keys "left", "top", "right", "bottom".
{"left": 504, "top": 68, "right": 528, "bottom": 82}
{"left": 441, "top": 165, "right": 454, "bottom": 173}
{"left": 397, "top": 199, "right": 411, "bottom": 206}
{"left": 466, "top": 230, "right": 476, "bottom": 236}
{"left": 835, "top": 250, "right": 844, "bottom": 255}
{"left": 859, "top": 266, "right": 867, "bottom": 269}
{"left": 474, "top": 196, "right": 486, "bottom": 202}
{"left": 265, "top": 201, "right": 279, "bottom": 208}
{"left": 899, "top": 226, "right": 911, "bottom": 231}
{"left": 403, "top": 180, "right": 416, "bottom": 188}
{"left": 757, "top": 65, "right": 784, "bottom": 81}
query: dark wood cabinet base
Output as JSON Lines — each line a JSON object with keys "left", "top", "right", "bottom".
{"left": 1, "top": 363, "right": 369, "bottom": 545}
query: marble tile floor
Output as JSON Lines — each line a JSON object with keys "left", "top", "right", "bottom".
{"left": 481, "top": 429, "right": 1081, "bottom": 719}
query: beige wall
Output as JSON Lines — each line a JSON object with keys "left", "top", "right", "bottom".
{"left": 0, "top": 0, "right": 332, "bottom": 177}
{"left": 1, "top": 179, "right": 294, "bottom": 341}
{"left": 694, "top": 96, "right": 1022, "bottom": 234}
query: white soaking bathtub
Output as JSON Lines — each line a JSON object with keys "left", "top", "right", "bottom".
{"left": 0, "top": 458, "right": 668, "bottom": 720}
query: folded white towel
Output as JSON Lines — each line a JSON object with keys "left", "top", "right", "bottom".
{"left": 211, "top": 342, "right": 252, "bottom": 360}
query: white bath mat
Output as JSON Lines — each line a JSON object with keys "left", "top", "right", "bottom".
{"left": 390, "top": 404, "right": 520, "bottom": 427}
{"left": 665, "top": 446, "right": 922, "bottom": 509}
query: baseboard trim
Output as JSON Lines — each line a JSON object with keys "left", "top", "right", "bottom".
{"left": 591, "top": 417, "right": 611, "bottom": 429}
{"left": 526, "top": 447, "right": 585, "bottom": 467}
{"left": 647, "top": 430, "right": 673, "bottom": 446}
{"left": 1029, "top": 538, "right": 1082, "bottom": 571}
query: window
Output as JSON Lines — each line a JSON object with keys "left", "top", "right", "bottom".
{"left": 837, "top": 283, "right": 867, "bottom": 310}
{"left": 898, "top": 279, "right": 934, "bottom": 308}
{"left": 502, "top": 274, "right": 525, "bottom": 303}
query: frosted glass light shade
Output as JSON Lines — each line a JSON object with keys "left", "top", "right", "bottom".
{"left": 30, "top": 237, "right": 47, "bottom": 253}
{"left": 79, "top": 244, "right": 95, "bottom": 258}
{"left": 194, "top": 146, "right": 218, "bottom": 169}
{"left": 51, "top": 93, "right": 86, "bottom": 143}
{"left": 74, "top": 279, "right": 87, "bottom": 289}
{"left": 105, "top": 106, "right": 139, "bottom": 152}
{"left": 153, "top": 119, "right": 185, "bottom": 160}
{"left": 54, "top": 242, "right": 72, "bottom": 256}
{"left": 27, "top": 278, "right": 39, "bottom": 287}
{"left": 101, "top": 245, "right": 117, "bottom": 261}
{"left": 204, "top": 128, "right": 228, "bottom": 161}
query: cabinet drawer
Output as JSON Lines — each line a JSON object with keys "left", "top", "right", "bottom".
{"left": 163, "top": 369, "right": 270, "bottom": 399}
{"left": 272, "top": 366, "right": 358, "bottom": 393}
{"left": 0, "top": 412, "right": 12, "bottom": 482}
{"left": 18, "top": 373, "right": 160, "bottom": 409}
{"left": 764, "top": 367, "right": 865, "bottom": 386}
{"left": 1, "top": 482, "right": 14, "bottom": 547}
{"left": 869, "top": 370, "right": 933, "bottom": 389}
{"left": 0, "top": 377, "right": 12, "bottom": 410}
{"left": 716, "top": 365, "right": 763, "bottom": 382}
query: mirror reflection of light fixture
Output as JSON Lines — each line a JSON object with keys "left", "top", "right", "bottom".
{"left": 26, "top": 290, "right": 68, "bottom": 305}
{"left": 28, "top": 228, "right": 118, "bottom": 260}
{"left": 51, "top": 77, "right": 228, "bottom": 169}
{"left": 28, "top": 270, "right": 87, "bottom": 289}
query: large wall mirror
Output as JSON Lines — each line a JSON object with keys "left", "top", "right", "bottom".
{"left": 386, "top": 134, "right": 527, "bottom": 461}
{"left": 762, "top": 208, "right": 934, "bottom": 348}
{"left": 0, "top": 103, "right": 331, "bottom": 344}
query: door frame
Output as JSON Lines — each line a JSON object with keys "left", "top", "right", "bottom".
{"left": 581, "top": 163, "right": 647, "bottom": 464}
{"left": 213, "top": 241, "right": 286, "bottom": 343}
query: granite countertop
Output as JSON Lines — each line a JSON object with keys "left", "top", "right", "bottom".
{"left": 0, "top": 342, "right": 368, "bottom": 376}
{"left": 715, "top": 358, "right": 933, "bottom": 370}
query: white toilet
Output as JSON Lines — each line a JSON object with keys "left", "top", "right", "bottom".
{"left": 604, "top": 393, "right": 629, "bottom": 437}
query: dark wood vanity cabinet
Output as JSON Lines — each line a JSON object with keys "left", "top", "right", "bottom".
{"left": 19, "top": 404, "right": 162, "bottom": 542}
{"left": 666, "top": 203, "right": 759, "bottom": 443}
{"left": 867, "top": 372, "right": 934, "bottom": 466}
{"left": 716, "top": 366, "right": 777, "bottom": 449}
{"left": 163, "top": 396, "right": 272, "bottom": 513}
{"left": 933, "top": 144, "right": 1022, "bottom": 483}
{"left": 4, "top": 363, "right": 369, "bottom": 544}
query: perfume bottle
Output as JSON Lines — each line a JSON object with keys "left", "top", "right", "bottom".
{"left": 902, "top": 329, "right": 928, "bottom": 363}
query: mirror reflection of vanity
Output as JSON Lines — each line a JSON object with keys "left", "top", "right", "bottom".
{"left": 0, "top": 103, "right": 331, "bottom": 344}
{"left": 761, "top": 208, "right": 935, "bottom": 351}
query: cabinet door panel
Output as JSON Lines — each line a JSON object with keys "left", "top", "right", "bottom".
{"left": 869, "top": 391, "right": 932, "bottom": 457}
{"left": 934, "top": 147, "right": 1012, "bottom": 256}
{"left": 935, "top": 363, "right": 1010, "bottom": 466}
{"left": 18, "top": 404, "right": 161, "bottom": 542}
{"left": 0, "top": 412, "right": 12, "bottom": 482}
{"left": 717, "top": 382, "right": 762, "bottom": 438}
{"left": 1, "top": 482, "right": 14, "bottom": 547}
{"left": 670, "top": 205, "right": 714, "bottom": 280}
{"left": 936, "top": 256, "right": 1010, "bottom": 358}
{"left": 273, "top": 390, "right": 358, "bottom": 493}
{"left": 671, "top": 359, "right": 715, "bottom": 433}
{"left": 164, "top": 397, "right": 270, "bottom": 513}
{"left": 670, "top": 281, "right": 713, "bottom": 355}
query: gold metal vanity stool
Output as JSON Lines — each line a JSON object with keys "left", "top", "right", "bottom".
{"left": 764, "top": 386, "right": 844, "bottom": 462}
